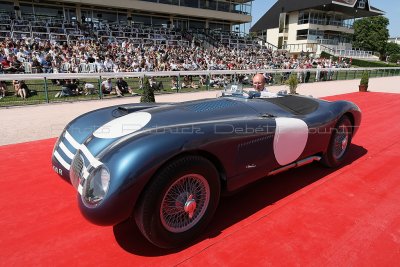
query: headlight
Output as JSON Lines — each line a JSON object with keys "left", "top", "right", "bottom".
{"left": 82, "top": 165, "right": 110, "bottom": 206}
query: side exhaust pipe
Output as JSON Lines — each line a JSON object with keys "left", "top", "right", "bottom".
{"left": 268, "top": 156, "right": 321, "bottom": 176}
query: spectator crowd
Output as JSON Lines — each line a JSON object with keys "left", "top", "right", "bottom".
{"left": 0, "top": 34, "right": 352, "bottom": 100}
{"left": 1, "top": 36, "right": 352, "bottom": 74}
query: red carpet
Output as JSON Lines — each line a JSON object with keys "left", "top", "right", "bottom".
{"left": 1, "top": 92, "right": 400, "bottom": 266}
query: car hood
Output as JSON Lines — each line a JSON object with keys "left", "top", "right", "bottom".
{"left": 70, "top": 98, "right": 259, "bottom": 157}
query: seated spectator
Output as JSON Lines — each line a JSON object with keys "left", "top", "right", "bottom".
{"left": 264, "top": 73, "right": 274, "bottom": 85}
{"left": 181, "top": 76, "right": 190, "bottom": 88}
{"left": 56, "top": 79, "right": 76, "bottom": 97}
{"left": 101, "top": 78, "right": 122, "bottom": 96}
{"left": 115, "top": 77, "right": 133, "bottom": 95}
{"left": 12, "top": 80, "right": 20, "bottom": 95}
{"left": 1, "top": 57, "right": 13, "bottom": 73}
{"left": 10, "top": 56, "right": 24, "bottom": 73}
{"left": 31, "top": 57, "right": 42, "bottom": 73}
{"left": 101, "top": 78, "right": 113, "bottom": 94}
{"left": 69, "top": 79, "right": 80, "bottom": 94}
{"left": 42, "top": 55, "right": 53, "bottom": 73}
{"left": 190, "top": 81, "right": 199, "bottom": 89}
{"left": 199, "top": 75, "right": 207, "bottom": 87}
{"left": 149, "top": 77, "right": 163, "bottom": 91}
{"left": 0, "top": 81, "right": 7, "bottom": 99}
{"left": 83, "top": 82, "right": 96, "bottom": 95}
{"left": 15, "top": 80, "right": 29, "bottom": 99}
{"left": 171, "top": 76, "right": 178, "bottom": 90}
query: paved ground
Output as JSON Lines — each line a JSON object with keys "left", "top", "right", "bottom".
{"left": 0, "top": 76, "right": 399, "bottom": 146}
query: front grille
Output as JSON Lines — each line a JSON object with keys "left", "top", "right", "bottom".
{"left": 70, "top": 150, "right": 85, "bottom": 189}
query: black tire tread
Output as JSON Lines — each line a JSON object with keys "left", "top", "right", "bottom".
{"left": 321, "top": 115, "right": 352, "bottom": 168}
{"left": 135, "top": 155, "right": 220, "bottom": 248}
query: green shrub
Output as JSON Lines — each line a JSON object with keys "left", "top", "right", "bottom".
{"left": 360, "top": 71, "right": 369, "bottom": 86}
{"left": 285, "top": 73, "right": 299, "bottom": 94}
{"left": 140, "top": 77, "right": 155, "bottom": 103}
{"left": 388, "top": 54, "right": 400, "bottom": 64}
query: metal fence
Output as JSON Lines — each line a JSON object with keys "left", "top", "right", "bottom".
{"left": 1, "top": 67, "right": 400, "bottom": 107}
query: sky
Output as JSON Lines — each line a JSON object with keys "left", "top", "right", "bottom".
{"left": 250, "top": 0, "right": 400, "bottom": 37}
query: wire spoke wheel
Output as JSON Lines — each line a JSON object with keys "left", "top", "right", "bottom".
{"left": 333, "top": 123, "right": 349, "bottom": 160}
{"left": 160, "top": 174, "right": 210, "bottom": 233}
{"left": 134, "top": 155, "right": 220, "bottom": 249}
{"left": 321, "top": 115, "right": 353, "bottom": 168}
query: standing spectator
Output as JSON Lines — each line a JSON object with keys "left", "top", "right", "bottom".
{"left": 316, "top": 62, "right": 322, "bottom": 82}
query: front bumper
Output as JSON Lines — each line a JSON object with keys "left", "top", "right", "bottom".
{"left": 52, "top": 130, "right": 134, "bottom": 226}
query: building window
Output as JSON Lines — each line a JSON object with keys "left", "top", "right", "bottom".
{"left": 209, "top": 21, "right": 230, "bottom": 31}
{"left": 298, "top": 11, "right": 309, "bottom": 24}
{"left": 181, "top": 0, "right": 199, "bottom": 8}
{"left": 279, "top": 13, "right": 287, "bottom": 33}
{"left": 134, "top": 14, "right": 152, "bottom": 25}
{"left": 159, "top": 0, "right": 180, "bottom": 5}
{"left": 296, "top": 29, "right": 308, "bottom": 40}
{"left": 152, "top": 16, "right": 170, "bottom": 27}
{"left": 189, "top": 19, "right": 206, "bottom": 29}
{"left": 0, "top": 1, "right": 14, "bottom": 16}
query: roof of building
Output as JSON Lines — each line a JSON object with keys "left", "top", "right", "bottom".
{"left": 250, "top": 0, "right": 384, "bottom": 32}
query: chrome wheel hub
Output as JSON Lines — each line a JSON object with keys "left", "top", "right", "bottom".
{"left": 184, "top": 195, "right": 197, "bottom": 219}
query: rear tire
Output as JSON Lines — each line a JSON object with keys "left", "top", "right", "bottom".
{"left": 321, "top": 115, "right": 353, "bottom": 168}
{"left": 135, "top": 155, "right": 220, "bottom": 249}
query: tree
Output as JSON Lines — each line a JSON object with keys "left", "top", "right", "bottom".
{"left": 386, "top": 42, "right": 400, "bottom": 56}
{"left": 353, "top": 16, "right": 389, "bottom": 57}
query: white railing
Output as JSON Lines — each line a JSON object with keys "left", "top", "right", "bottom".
{"left": 334, "top": 49, "right": 374, "bottom": 58}
{"left": 2, "top": 67, "right": 400, "bottom": 82}
{"left": 284, "top": 43, "right": 377, "bottom": 59}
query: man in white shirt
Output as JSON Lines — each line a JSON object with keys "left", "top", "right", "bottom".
{"left": 249, "top": 73, "right": 277, "bottom": 98}
{"left": 252, "top": 73, "right": 267, "bottom": 92}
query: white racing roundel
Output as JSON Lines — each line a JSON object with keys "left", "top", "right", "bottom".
{"left": 93, "top": 112, "right": 152, "bottom": 139}
{"left": 273, "top": 118, "right": 309, "bottom": 166}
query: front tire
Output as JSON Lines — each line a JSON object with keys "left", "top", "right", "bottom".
{"left": 135, "top": 155, "right": 221, "bottom": 249}
{"left": 321, "top": 115, "right": 353, "bottom": 167}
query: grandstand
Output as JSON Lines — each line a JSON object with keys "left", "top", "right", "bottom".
{"left": 0, "top": 1, "right": 252, "bottom": 41}
{"left": 0, "top": 1, "right": 270, "bottom": 52}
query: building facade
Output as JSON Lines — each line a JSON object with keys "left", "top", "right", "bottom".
{"left": 0, "top": 0, "right": 253, "bottom": 32}
{"left": 388, "top": 37, "right": 400, "bottom": 45}
{"left": 250, "top": 0, "right": 384, "bottom": 54}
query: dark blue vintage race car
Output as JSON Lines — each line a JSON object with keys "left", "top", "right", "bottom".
{"left": 52, "top": 86, "right": 361, "bottom": 248}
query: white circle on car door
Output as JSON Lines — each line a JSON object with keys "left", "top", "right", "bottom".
{"left": 273, "top": 118, "right": 308, "bottom": 166}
